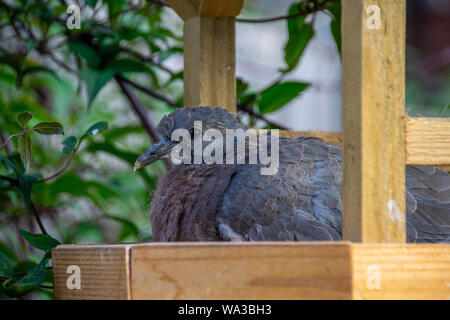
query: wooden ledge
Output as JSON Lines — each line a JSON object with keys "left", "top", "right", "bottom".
{"left": 52, "top": 242, "right": 450, "bottom": 300}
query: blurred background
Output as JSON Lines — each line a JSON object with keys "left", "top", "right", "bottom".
{"left": 0, "top": 0, "right": 448, "bottom": 299}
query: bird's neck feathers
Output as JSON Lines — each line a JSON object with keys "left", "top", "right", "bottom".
{"left": 150, "top": 163, "right": 238, "bottom": 241}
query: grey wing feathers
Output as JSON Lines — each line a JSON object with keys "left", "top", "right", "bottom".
{"left": 406, "top": 166, "right": 450, "bottom": 243}
{"left": 217, "top": 135, "right": 450, "bottom": 244}
{"left": 217, "top": 136, "right": 342, "bottom": 241}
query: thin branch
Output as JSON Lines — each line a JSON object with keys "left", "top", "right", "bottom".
{"left": 117, "top": 75, "right": 180, "bottom": 107}
{"left": 0, "top": 275, "right": 54, "bottom": 290}
{"left": 236, "top": 0, "right": 331, "bottom": 23}
{"left": 0, "top": 175, "right": 17, "bottom": 183}
{"left": 46, "top": 51, "right": 78, "bottom": 75}
{"left": 146, "top": 0, "right": 168, "bottom": 6}
{"left": 39, "top": 284, "right": 53, "bottom": 289}
{"left": 238, "top": 104, "right": 289, "bottom": 130}
{"left": 29, "top": 200, "right": 48, "bottom": 235}
{"left": 37, "top": 152, "right": 76, "bottom": 184}
{"left": 120, "top": 46, "right": 175, "bottom": 75}
{"left": 13, "top": 267, "right": 53, "bottom": 277}
{"left": 116, "top": 76, "right": 171, "bottom": 169}
{"left": 0, "top": 132, "right": 25, "bottom": 150}
{"left": 1, "top": 132, "right": 14, "bottom": 153}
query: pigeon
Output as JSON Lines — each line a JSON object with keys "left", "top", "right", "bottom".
{"left": 134, "top": 106, "right": 450, "bottom": 243}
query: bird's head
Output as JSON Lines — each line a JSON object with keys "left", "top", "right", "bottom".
{"left": 134, "top": 106, "right": 242, "bottom": 170}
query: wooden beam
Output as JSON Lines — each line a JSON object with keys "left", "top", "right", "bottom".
{"left": 279, "top": 130, "right": 343, "bottom": 145}
{"left": 352, "top": 244, "right": 450, "bottom": 299}
{"left": 166, "top": 0, "right": 244, "bottom": 113}
{"left": 130, "top": 242, "right": 352, "bottom": 299}
{"left": 52, "top": 244, "right": 131, "bottom": 300}
{"left": 166, "top": 0, "right": 243, "bottom": 19}
{"left": 281, "top": 118, "right": 450, "bottom": 165}
{"left": 342, "top": 0, "right": 406, "bottom": 242}
{"left": 184, "top": 16, "right": 237, "bottom": 112}
{"left": 52, "top": 243, "right": 450, "bottom": 300}
{"left": 406, "top": 117, "right": 450, "bottom": 165}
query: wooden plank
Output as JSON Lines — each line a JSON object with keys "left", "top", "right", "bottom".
{"left": 165, "top": 0, "right": 200, "bottom": 20}
{"left": 279, "top": 130, "right": 343, "bottom": 145}
{"left": 183, "top": 16, "right": 237, "bottom": 112}
{"left": 342, "top": 0, "right": 406, "bottom": 242}
{"left": 352, "top": 244, "right": 450, "bottom": 300}
{"left": 130, "top": 242, "right": 353, "bottom": 299}
{"left": 52, "top": 243, "right": 450, "bottom": 300}
{"left": 166, "top": 0, "right": 244, "bottom": 19}
{"left": 406, "top": 117, "right": 450, "bottom": 165}
{"left": 52, "top": 244, "right": 131, "bottom": 300}
{"left": 165, "top": 0, "right": 243, "bottom": 113}
{"left": 199, "top": 0, "right": 244, "bottom": 17}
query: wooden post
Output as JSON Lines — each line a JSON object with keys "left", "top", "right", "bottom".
{"left": 342, "top": 0, "right": 406, "bottom": 242}
{"left": 166, "top": 0, "right": 244, "bottom": 113}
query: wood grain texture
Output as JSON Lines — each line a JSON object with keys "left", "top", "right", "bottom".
{"left": 352, "top": 244, "right": 450, "bottom": 299}
{"left": 184, "top": 16, "right": 237, "bottom": 113}
{"left": 199, "top": 0, "right": 244, "bottom": 17}
{"left": 52, "top": 244, "right": 131, "bottom": 300}
{"left": 406, "top": 117, "right": 450, "bottom": 165}
{"left": 279, "top": 130, "right": 343, "bottom": 145}
{"left": 130, "top": 242, "right": 353, "bottom": 299}
{"left": 52, "top": 243, "right": 450, "bottom": 300}
{"left": 342, "top": 0, "right": 406, "bottom": 243}
{"left": 166, "top": 0, "right": 244, "bottom": 19}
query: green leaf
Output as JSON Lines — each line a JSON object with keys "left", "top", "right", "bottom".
{"left": 17, "top": 112, "right": 33, "bottom": 128}
{"left": 69, "top": 42, "right": 101, "bottom": 68}
{"left": 107, "top": 58, "right": 150, "bottom": 74}
{"left": 18, "top": 230, "right": 61, "bottom": 252}
{"left": 32, "top": 121, "right": 64, "bottom": 135}
{"left": 106, "top": 215, "right": 139, "bottom": 241}
{"left": 86, "top": 0, "right": 98, "bottom": 7}
{"left": 236, "top": 78, "right": 249, "bottom": 98}
{"left": 258, "top": 81, "right": 310, "bottom": 114}
{"left": 0, "top": 252, "right": 14, "bottom": 278}
{"left": 25, "top": 40, "right": 40, "bottom": 54}
{"left": 327, "top": 0, "right": 342, "bottom": 57}
{"left": 62, "top": 136, "right": 77, "bottom": 154}
{"left": 82, "top": 121, "right": 109, "bottom": 138}
{"left": 0, "top": 48, "right": 23, "bottom": 74}
{"left": 3, "top": 256, "right": 49, "bottom": 297}
{"left": 158, "top": 47, "right": 183, "bottom": 62}
{"left": 281, "top": 4, "right": 314, "bottom": 73}
{"left": 18, "top": 134, "right": 32, "bottom": 173}
{"left": 17, "top": 66, "right": 58, "bottom": 87}
{"left": 16, "top": 173, "right": 41, "bottom": 205}
{"left": 0, "top": 153, "right": 22, "bottom": 176}
{"left": 81, "top": 67, "right": 115, "bottom": 107}
{"left": 439, "top": 104, "right": 450, "bottom": 116}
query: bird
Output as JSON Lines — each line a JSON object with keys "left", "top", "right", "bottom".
{"left": 134, "top": 106, "right": 450, "bottom": 243}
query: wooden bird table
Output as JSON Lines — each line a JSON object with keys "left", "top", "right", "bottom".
{"left": 52, "top": 0, "right": 450, "bottom": 299}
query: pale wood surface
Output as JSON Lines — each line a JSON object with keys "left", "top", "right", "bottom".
{"left": 52, "top": 243, "right": 450, "bottom": 300}
{"left": 352, "top": 244, "right": 450, "bottom": 299}
{"left": 166, "top": 0, "right": 243, "bottom": 113}
{"left": 342, "top": 0, "right": 406, "bottom": 243}
{"left": 166, "top": 0, "right": 244, "bottom": 19}
{"left": 130, "top": 242, "right": 352, "bottom": 299}
{"left": 52, "top": 244, "right": 131, "bottom": 300}
{"left": 184, "top": 16, "right": 237, "bottom": 113}
{"left": 406, "top": 117, "right": 450, "bottom": 165}
{"left": 279, "top": 130, "right": 343, "bottom": 145}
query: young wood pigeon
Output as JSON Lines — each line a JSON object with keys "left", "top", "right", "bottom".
{"left": 135, "top": 107, "right": 450, "bottom": 243}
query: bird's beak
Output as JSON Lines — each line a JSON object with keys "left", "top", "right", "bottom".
{"left": 134, "top": 139, "right": 177, "bottom": 170}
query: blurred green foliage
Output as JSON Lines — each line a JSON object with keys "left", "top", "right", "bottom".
{"left": 0, "top": 0, "right": 339, "bottom": 299}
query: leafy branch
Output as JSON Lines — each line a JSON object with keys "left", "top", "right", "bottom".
{"left": 236, "top": 0, "right": 334, "bottom": 23}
